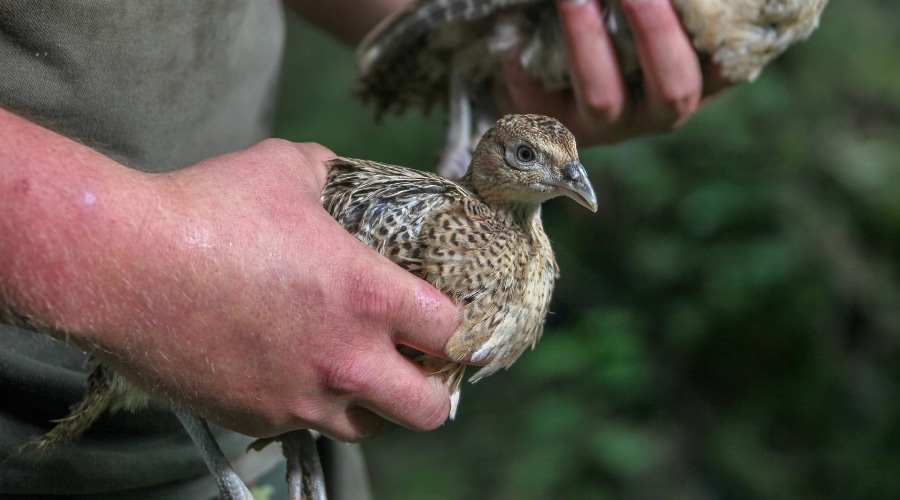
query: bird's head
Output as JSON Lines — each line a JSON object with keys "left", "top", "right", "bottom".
{"left": 466, "top": 114, "right": 597, "bottom": 214}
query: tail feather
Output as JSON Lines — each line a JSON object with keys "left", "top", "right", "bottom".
{"left": 15, "top": 364, "right": 136, "bottom": 458}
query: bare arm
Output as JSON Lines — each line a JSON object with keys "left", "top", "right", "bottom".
{"left": 283, "top": 0, "right": 412, "bottom": 45}
{"left": 0, "top": 108, "right": 459, "bottom": 441}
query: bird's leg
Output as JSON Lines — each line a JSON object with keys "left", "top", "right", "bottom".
{"left": 437, "top": 69, "right": 474, "bottom": 180}
{"left": 249, "top": 430, "right": 326, "bottom": 500}
{"left": 172, "top": 409, "right": 254, "bottom": 500}
{"left": 285, "top": 430, "right": 326, "bottom": 500}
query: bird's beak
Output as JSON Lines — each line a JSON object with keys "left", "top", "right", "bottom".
{"left": 543, "top": 161, "right": 598, "bottom": 212}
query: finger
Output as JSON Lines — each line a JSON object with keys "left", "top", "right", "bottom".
{"left": 498, "top": 48, "right": 616, "bottom": 145}
{"left": 324, "top": 226, "right": 459, "bottom": 358}
{"left": 386, "top": 272, "right": 461, "bottom": 359}
{"left": 495, "top": 45, "right": 572, "bottom": 121}
{"left": 236, "top": 139, "right": 335, "bottom": 193}
{"left": 556, "top": 0, "right": 627, "bottom": 125}
{"left": 700, "top": 59, "right": 732, "bottom": 99}
{"left": 358, "top": 347, "right": 453, "bottom": 432}
{"left": 306, "top": 329, "right": 452, "bottom": 434}
{"left": 315, "top": 406, "right": 386, "bottom": 443}
{"left": 622, "top": 0, "right": 701, "bottom": 129}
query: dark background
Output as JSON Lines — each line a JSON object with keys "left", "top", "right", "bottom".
{"left": 274, "top": 2, "right": 900, "bottom": 498}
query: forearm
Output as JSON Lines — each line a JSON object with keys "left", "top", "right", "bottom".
{"left": 0, "top": 109, "right": 315, "bottom": 426}
{"left": 0, "top": 108, "right": 165, "bottom": 346}
{"left": 283, "top": 0, "right": 412, "bottom": 45}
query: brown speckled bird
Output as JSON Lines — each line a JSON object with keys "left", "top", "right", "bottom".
{"left": 21, "top": 114, "right": 596, "bottom": 500}
{"left": 358, "top": 0, "right": 830, "bottom": 177}
{"left": 324, "top": 113, "right": 596, "bottom": 412}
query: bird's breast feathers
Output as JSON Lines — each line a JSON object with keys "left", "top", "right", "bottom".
{"left": 323, "top": 157, "right": 558, "bottom": 379}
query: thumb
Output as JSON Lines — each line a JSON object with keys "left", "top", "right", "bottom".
{"left": 388, "top": 274, "right": 461, "bottom": 360}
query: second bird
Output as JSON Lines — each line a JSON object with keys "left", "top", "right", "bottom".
{"left": 358, "top": 0, "right": 830, "bottom": 177}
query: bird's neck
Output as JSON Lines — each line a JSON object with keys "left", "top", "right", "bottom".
{"left": 503, "top": 204, "right": 548, "bottom": 253}
{"left": 458, "top": 170, "right": 478, "bottom": 193}
{"left": 459, "top": 171, "right": 543, "bottom": 227}
{"left": 505, "top": 202, "right": 543, "bottom": 226}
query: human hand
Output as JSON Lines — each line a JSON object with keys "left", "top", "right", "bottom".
{"left": 493, "top": 0, "right": 731, "bottom": 146}
{"left": 125, "top": 139, "right": 463, "bottom": 441}
{"left": 0, "top": 124, "right": 461, "bottom": 442}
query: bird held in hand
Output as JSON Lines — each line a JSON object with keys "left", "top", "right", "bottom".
{"left": 20, "top": 113, "right": 596, "bottom": 500}
{"left": 323, "top": 113, "right": 597, "bottom": 416}
{"left": 357, "top": 0, "right": 829, "bottom": 177}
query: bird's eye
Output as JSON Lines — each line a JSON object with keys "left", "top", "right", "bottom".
{"left": 516, "top": 145, "right": 535, "bottom": 163}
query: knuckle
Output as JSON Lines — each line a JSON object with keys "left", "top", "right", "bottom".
{"left": 346, "top": 269, "right": 404, "bottom": 326}
{"left": 580, "top": 89, "right": 625, "bottom": 124}
{"left": 253, "top": 137, "right": 295, "bottom": 156}
{"left": 651, "top": 82, "right": 701, "bottom": 129}
{"left": 326, "top": 413, "right": 385, "bottom": 443}
{"left": 663, "top": 89, "right": 699, "bottom": 117}
{"left": 318, "top": 355, "right": 370, "bottom": 398}
{"left": 250, "top": 138, "right": 308, "bottom": 169}
{"left": 252, "top": 138, "right": 334, "bottom": 166}
{"left": 296, "top": 141, "right": 336, "bottom": 161}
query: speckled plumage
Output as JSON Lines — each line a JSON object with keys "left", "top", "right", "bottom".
{"left": 323, "top": 114, "right": 597, "bottom": 414}
{"left": 358, "top": 0, "right": 829, "bottom": 177}
{"left": 360, "top": 0, "right": 829, "bottom": 113}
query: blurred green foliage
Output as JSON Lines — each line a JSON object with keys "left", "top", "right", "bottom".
{"left": 274, "top": 1, "right": 900, "bottom": 498}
